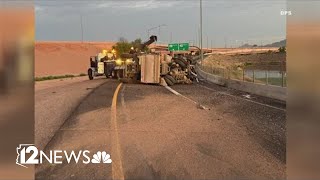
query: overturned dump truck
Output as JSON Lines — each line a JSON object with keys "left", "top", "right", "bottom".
{"left": 88, "top": 35, "right": 199, "bottom": 86}
{"left": 127, "top": 52, "right": 199, "bottom": 86}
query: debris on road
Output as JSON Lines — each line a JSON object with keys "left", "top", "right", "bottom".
{"left": 196, "top": 103, "right": 210, "bottom": 110}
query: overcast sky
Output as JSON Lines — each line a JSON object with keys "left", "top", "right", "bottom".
{"left": 35, "top": 0, "right": 287, "bottom": 47}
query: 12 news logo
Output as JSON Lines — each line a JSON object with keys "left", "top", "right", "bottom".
{"left": 16, "top": 144, "right": 112, "bottom": 168}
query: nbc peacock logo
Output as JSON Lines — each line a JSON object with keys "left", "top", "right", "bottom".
{"left": 91, "top": 151, "right": 112, "bottom": 163}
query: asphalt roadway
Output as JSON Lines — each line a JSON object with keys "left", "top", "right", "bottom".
{"left": 35, "top": 77, "right": 286, "bottom": 180}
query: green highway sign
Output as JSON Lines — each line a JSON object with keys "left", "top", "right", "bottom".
{"left": 168, "top": 43, "right": 179, "bottom": 51}
{"left": 168, "top": 43, "right": 189, "bottom": 51}
{"left": 179, "top": 43, "right": 189, "bottom": 51}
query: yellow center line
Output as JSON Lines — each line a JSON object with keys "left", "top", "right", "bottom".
{"left": 110, "top": 83, "right": 124, "bottom": 180}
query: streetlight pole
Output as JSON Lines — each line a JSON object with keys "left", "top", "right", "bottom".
{"left": 147, "top": 24, "right": 166, "bottom": 38}
{"left": 158, "top": 24, "right": 166, "bottom": 44}
{"left": 200, "top": 0, "right": 203, "bottom": 65}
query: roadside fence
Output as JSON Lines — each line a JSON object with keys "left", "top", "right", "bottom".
{"left": 200, "top": 64, "right": 287, "bottom": 87}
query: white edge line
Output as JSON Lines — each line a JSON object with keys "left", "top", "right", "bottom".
{"left": 165, "top": 86, "right": 181, "bottom": 96}
{"left": 165, "top": 86, "right": 209, "bottom": 110}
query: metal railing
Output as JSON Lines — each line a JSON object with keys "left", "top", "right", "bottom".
{"left": 200, "top": 65, "right": 287, "bottom": 87}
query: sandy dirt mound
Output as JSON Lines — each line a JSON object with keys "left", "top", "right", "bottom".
{"left": 35, "top": 41, "right": 115, "bottom": 77}
{"left": 204, "top": 51, "right": 286, "bottom": 71}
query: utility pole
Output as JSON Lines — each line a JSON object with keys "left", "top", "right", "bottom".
{"left": 80, "top": 14, "right": 83, "bottom": 44}
{"left": 200, "top": 0, "right": 203, "bottom": 65}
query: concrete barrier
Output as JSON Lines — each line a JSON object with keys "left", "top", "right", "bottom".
{"left": 196, "top": 66, "right": 287, "bottom": 101}
{"left": 197, "top": 68, "right": 226, "bottom": 86}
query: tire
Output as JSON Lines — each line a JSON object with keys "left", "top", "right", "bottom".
{"left": 104, "top": 65, "right": 110, "bottom": 79}
{"left": 164, "top": 76, "right": 174, "bottom": 86}
{"left": 174, "top": 59, "right": 187, "bottom": 69}
{"left": 136, "top": 72, "right": 141, "bottom": 81}
{"left": 166, "top": 74, "right": 177, "bottom": 84}
{"left": 88, "top": 69, "right": 94, "bottom": 80}
{"left": 111, "top": 70, "right": 117, "bottom": 79}
{"left": 117, "top": 69, "right": 124, "bottom": 78}
{"left": 164, "top": 75, "right": 175, "bottom": 86}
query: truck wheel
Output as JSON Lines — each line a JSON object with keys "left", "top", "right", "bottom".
{"left": 111, "top": 70, "right": 117, "bottom": 79}
{"left": 117, "top": 69, "right": 124, "bottom": 78}
{"left": 166, "top": 74, "right": 177, "bottom": 84}
{"left": 174, "top": 59, "right": 187, "bottom": 69}
{"left": 88, "top": 69, "right": 94, "bottom": 80}
{"left": 164, "top": 75, "right": 175, "bottom": 86}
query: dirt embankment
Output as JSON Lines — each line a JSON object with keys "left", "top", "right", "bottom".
{"left": 35, "top": 42, "right": 116, "bottom": 77}
{"left": 204, "top": 52, "right": 286, "bottom": 71}
{"left": 209, "top": 47, "right": 279, "bottom": 55}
